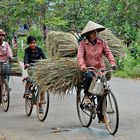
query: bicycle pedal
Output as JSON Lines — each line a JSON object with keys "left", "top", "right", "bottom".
{"left": 83, "top": 103, "right": 91, "bottom": 108}
{"left": 23, "top": 92, "right": 32, "bottom": 98}
{"left": 28, "top": 94, "right": 33, "bottom": 99}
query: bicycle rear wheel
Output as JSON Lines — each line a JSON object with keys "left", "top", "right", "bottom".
{"left": 36, "top": 91, "right": 49, "bottom": 122}
{"left": 76, "top": 87, "right": 92, "bottom": 127}
{"left": 25, "top": 96, "right": 33, "bottom": 116}
{"left": 1, "top": 79, "right": 10, "bottom": 112}
{"left": 102, "top": 91, "right": 119, "bottom": 135}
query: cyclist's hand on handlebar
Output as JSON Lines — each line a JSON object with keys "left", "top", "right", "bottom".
{"left": 112, "top": 65, "right": 118, "bottom": 70}
{"left": 81, "top": 65, "right": 87, "bottom": 72}
{"left": 24, "top": 64, "right": 30, "bottom": 69}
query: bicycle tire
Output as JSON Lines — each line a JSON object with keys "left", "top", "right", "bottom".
{"left": 1, "top": 79, "right": 10, "bottom": 112}
{"left": 0, "top": 85, "right": 2, "bottom": 104}
{"left": 76, "top": 87, "right": 92, "bottom": 127}
{"left": 25, "top": 96, "right": 33, "bottom": 116}
{"left": 36, "top": 91, "right": 50, "bottom": 122}
{"left": 24, "top": 81, "right": 33, "bottom": 116}
{"left": 102, "top": 90, "right": 119, "bottom": 135}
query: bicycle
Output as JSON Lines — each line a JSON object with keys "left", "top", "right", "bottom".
{"left": 23, "top": 64, "right": 50, "bottom": 121}
{"left": 76, "top": 66, "right": 119, "bottom": 135}
{"left": 0, "top": 61, "right": 11, "bottom": 112}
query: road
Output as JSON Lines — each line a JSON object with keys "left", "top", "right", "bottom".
{"left": 0, "top": 72, "right": 140, "bottom": 140}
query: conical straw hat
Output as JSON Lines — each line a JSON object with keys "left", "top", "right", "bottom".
{"left": 81, "top": 21, "right": 105, "bottom": 36}
{"left": 0, "top": 29, "right": 6, "bottom": 36}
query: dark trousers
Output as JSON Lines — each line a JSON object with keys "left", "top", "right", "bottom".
{"left": 4, "top": 75, "right": 10, "bottom": 82}
{"left": 82, "top": 71, "right": 104, "bottom": 120}
{"left": 97, "top": 96, "right": 104, "bottom": 120}
{"left": 82, "top": 71, "right": 94, "bottom": 95}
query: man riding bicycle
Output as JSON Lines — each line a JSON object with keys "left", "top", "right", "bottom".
{"left": 0, "top": 29, "right": 13, "bottom": 81}
{"left": 77, "top": 21, "right": 117, "bottom": 123}
{"left": 23, "top": 35, "right": 46, "bottom": 113}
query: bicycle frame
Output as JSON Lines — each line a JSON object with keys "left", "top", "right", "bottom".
{"left": 0, "top": 71, "right": 10, "bottom": 112}
{"left": 79, "top": 88, "right": 110, "bottom": 118}
{"left": 0, "top": 75, "right": 2, "bottom": 104}
{"left": 25, "top": 79, "right": 40, "bottom": 103}
{"left": 76, "top": 66, "right": 119, "bottom": 134}
{"left": 0, "top": 74, "right": 7, "bottom": 100}
{"left": 24, "top": 76, "right": 50, "bottom": 121}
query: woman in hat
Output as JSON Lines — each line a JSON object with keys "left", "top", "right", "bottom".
{"left": 0, "top": 29, "right": 13, "bottom": 62}
{"left": 77, "top": 21, "right": 117, "bottom": 122}
{"left": 0, "top": 29, "right": 13, "bottom": 82}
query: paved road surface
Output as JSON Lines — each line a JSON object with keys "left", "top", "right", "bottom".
{"left": 0, "top": 72, "right": 140, "bottom": 140}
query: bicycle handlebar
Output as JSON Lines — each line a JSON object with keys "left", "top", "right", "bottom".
{"left": 87, "top": 66, "right": 113, "bottom": 73}
{"left": 24, "top": 63, "right": 36, "bottom": 69}
{"left": 101, "top": 66, "right": 113, "bottom": 72}
{"left": 30, "top": 63, "right": 36, "bottom": 67}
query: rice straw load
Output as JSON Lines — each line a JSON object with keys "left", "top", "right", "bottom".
{"left": 46, "top": 31, "right": 78, "bottom": 58}
{"left": 34, "top": 58, "right": 82, "bottom": 96}
{"left": 10, "top": 57, "right": 22, "bottom": 77}
{"left": 99, "top": 29, "right": 127, "bottom": 58}
{"left": 98, "top": 29, "right": 127, "bottom": 80}
{"left": 34, "top": 29, "right": 127, "bottom": 96}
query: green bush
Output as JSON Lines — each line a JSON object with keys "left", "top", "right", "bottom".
{"left": 115, "top": 35, "right": 140, "bottom": 79}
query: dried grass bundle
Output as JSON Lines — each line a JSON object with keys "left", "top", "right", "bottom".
{"left": 46, "top": 31, "right": 78, "bottom": 58}
{"left": 34, "top": 58, "right": 82, "bottom": 96}
{"left": 10, "top": 57, "right": 22, "bottom": 77}
{"left": 99, "top": 29, "right": 127, "bottom": 57}
{"left": 34, "top": 30, "right": 126, "bottom": 96}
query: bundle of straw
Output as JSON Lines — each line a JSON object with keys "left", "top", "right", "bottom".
{"left": 99, "top": 29, "right": 127, "bottom": 58}
{"left": 34, "top": 58, "right": 82, "bottom": 96}
{"left": 46, "top": 31, "right": 78, "bottom": 58}
{"left": 34, "top": 30, "right": 126, "bottom": 96}
{"left": 10, "top": 57, "right": 22, "bottom": 77}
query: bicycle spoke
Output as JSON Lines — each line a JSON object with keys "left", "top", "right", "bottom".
{"left": 103, "top": 91, "right": 119, "bottom": 135}
{"left": 1, "top": 79, "right": 10, "bottom": 112}
{"left": 76, "top": 88, "right": 92, "bottom": 127}
{"left": 36, "top": 92, "right": 49, "bottom": 122}
{"left": 25, "top": 96, "right": 33, "bottom": 116}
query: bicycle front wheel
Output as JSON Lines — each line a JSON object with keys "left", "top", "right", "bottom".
{"left": 76, "top": 87, "right": 92, "bottom": 127}
{"left": 1, "top": 79, "right": 10, "bottom": 112}
{"left": 25, "top": 96, "right": 33, "bottom": 116}
{"left": 36, "top": 91, "right": 49, "bottom": 122}
{"left": 102, "top": 91, "right": 119, "bottom": 135}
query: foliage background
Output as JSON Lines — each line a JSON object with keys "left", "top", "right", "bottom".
{"left": 0, "top": 0, "right": 140, "bottom": 78}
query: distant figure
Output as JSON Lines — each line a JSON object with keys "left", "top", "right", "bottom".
{"left": 12, "top": 35, "right": 18, "bottom": 48}
{"left": 0, "top": 29, "right": 13, "bottom": 81}
{"left": 0, "top": 29, "right": 13, "bottom": 62}
{"left": 12, "top": 34, "right": 18, "bottom": 57}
